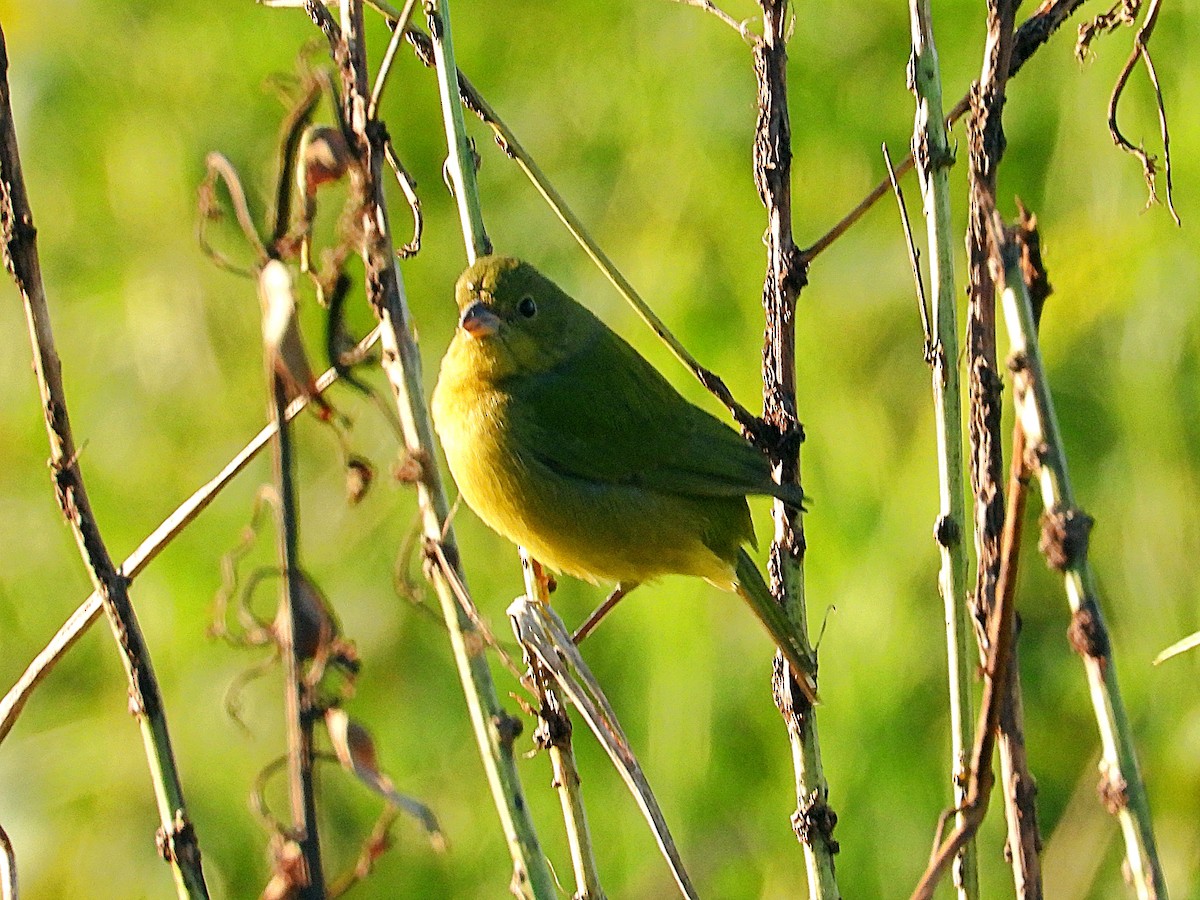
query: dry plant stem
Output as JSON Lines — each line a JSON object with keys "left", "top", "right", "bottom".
{"left": 508, "top": 598, "right": 698, "bottom": 899}
{"left": 995, "top": 231, "right": 1167, "bottom": 899}
{"left": 369, "top": 0, "right": 420, "bottom": 117}
{"left": 992, "top": 209, "right": 1050, "bottom": 899}
{"left": 996, "top": 423, "right": 1043, "bottom": 899}
{"left": 317, "top": 3, "right": 555, "bottom": 895}
{"left": 0, "top": 338, "right": 372, "bottom": 744}
{"left": 913, "top": 229, "right": 1047, "bottom": 897}
{"left": 0, "top": 27, "right": 208, "bottom": 900}
{"left": 802, "top": 0, "right": 1087, "bottom": 265}
{"left": 965, "top": 0, "right": 1014, "bottom": 627}
{"left": 399, "top": 29, "right": 761, "bottom": 438}
{"left": 904, "top": 2, "right": 977, "bottom": 895}
{"left": 520, "top": 554, "right": 605, "bottom": 900}
{"left": 752, "top": 3, "right": 838, "bottom": 897}
{"left": 1106, "top": 0, "right": 1179, "bottom": 225}
{"left": 268, "top": 376, "right": 325, "bottom": 897}
{"left": 955, "top": 2, "right": 1018, "bottom": 898}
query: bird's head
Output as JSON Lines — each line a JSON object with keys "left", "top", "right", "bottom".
{"left": 451, "top": 255, "right": 599, "bottom": 379}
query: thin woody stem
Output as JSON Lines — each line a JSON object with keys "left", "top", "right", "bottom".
{"left": 0, "top": 25, "right": 207, "bottom": 900}
{"left": 802, "top": 0, "right": 1088, "bottom": 266}
{"left": 994, "top": 220, "right": 1167, "bottom": 900}
{"left": 268, "top": 375, "right": 325, "bottom": 897}
{"left": 752, "top": 3, "right": 839, "bottom": 897}
{"left": 905, "top": 0, "right": 977, "bottom": 895}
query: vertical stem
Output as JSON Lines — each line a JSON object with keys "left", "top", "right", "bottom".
{"left": 269, "top": 376, "right": 325, "bottom": 897}
{"left": 321, "top": 3, "right": 554, "bottom": 895}
{"left": 425, "top": 0, "right": 491, "bottom": 261}
{"left": 753, "top": 3, "right": 839, "bottom": 897}
{"left": 996, "top": 240, "right": 1167, "bottom": 900}
{"left": 0, "top": 25, "right": 207, "bottom": 900}
{"left": 905, "top": 3, "right": 978, "bottom": 897}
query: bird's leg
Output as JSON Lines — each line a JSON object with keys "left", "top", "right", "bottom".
{"left": 572, "top": 581, "right": 640, "bottom": 644}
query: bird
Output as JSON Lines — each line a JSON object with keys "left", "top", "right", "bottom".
{"left": 431, "top": 255, "right": 817, "bottom": 702}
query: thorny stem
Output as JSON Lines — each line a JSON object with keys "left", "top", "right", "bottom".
{"left": 312, "top": 2, "right": 555, "bottom": 895}
{"left": 904, "top": 1, "right": 977, "bottom": 895}
{"left": 994, "top": 222, "right": 1167, "bottom": 899}
{"left": 752, "top": 3, "right": 838, "bottom": 898}
{"left": 0, "top": 26, "right": 208, "bottom": 900}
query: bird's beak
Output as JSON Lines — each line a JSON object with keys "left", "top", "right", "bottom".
{"left": 459, "top": 301, "right": 501, "bottom": 338}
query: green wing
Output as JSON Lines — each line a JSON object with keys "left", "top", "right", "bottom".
{"left": 508, "top": 326, "right": 797, "bottom": 504}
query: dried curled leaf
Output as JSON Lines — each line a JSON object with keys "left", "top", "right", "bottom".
{"left": 324, "top": 709, "right": 445, "bottom": 850}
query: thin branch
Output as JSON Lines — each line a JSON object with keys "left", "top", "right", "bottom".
{"left": 0, "top": 25, "right": 208, "bottom": 899}
{"left": 200, "top": 151, "right": 269, "bottom": 269}
{"left": 508, "top": 597, "right": 697, "bottom": 900}
{"left": 368, "top": 0, "right": 420, "bottom": 117}
{"left": 271, "top": 77, "right": 324, "bottom": 248}
{"left": 667, "top": 0, "right": 756, "bottom": 42}
{"left": 752, "top": 3, "right": 839, "bottom": 897}
{"left": 904, "top": 0, "right": 977, "bottom": 893}
{"left": 0, "top": 822, "right": 14, "bottom": 900}
{"left": 882, "top": 143, "right": 931, "bottom": 355}
{"left": 261, "top": 261, "right": 325, "bottom": 898}
{"left": 1154, "top": 631, "right": 1200, "bottom": 665}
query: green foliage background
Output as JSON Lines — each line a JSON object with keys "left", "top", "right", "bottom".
{"left": 1, "top": 1, "right": 1198, "bottom": 897}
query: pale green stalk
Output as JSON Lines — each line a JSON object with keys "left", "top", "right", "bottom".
{"left": 995, "top": 236, "right": 1167, "bottom": 900}
{"left": 335, "top": 2, "right": 554, "bottom": 895}
{"left": 421, "top": 2, "right": 603, "bottom": 891}
{"left": 905, "top": 3, "right": 977, "bottom": 898}
{"left": 425, "top": 0, "right": 490, "bottom": 261}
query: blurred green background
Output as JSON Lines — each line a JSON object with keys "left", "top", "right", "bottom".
{"left": 1, "top": 1, "right": 1198, "bottom": 897}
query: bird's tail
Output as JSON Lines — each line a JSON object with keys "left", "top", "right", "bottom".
{"left": 734, "top": 548, "right": 819, "bottom": 703}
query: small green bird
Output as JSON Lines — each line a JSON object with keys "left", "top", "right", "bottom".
{"left": 432, "top": 256, "right": 817, "bottom": 702}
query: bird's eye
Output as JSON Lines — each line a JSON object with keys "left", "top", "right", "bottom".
{"left": 518, "top": 296, "right": 538, "bottom": 318}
